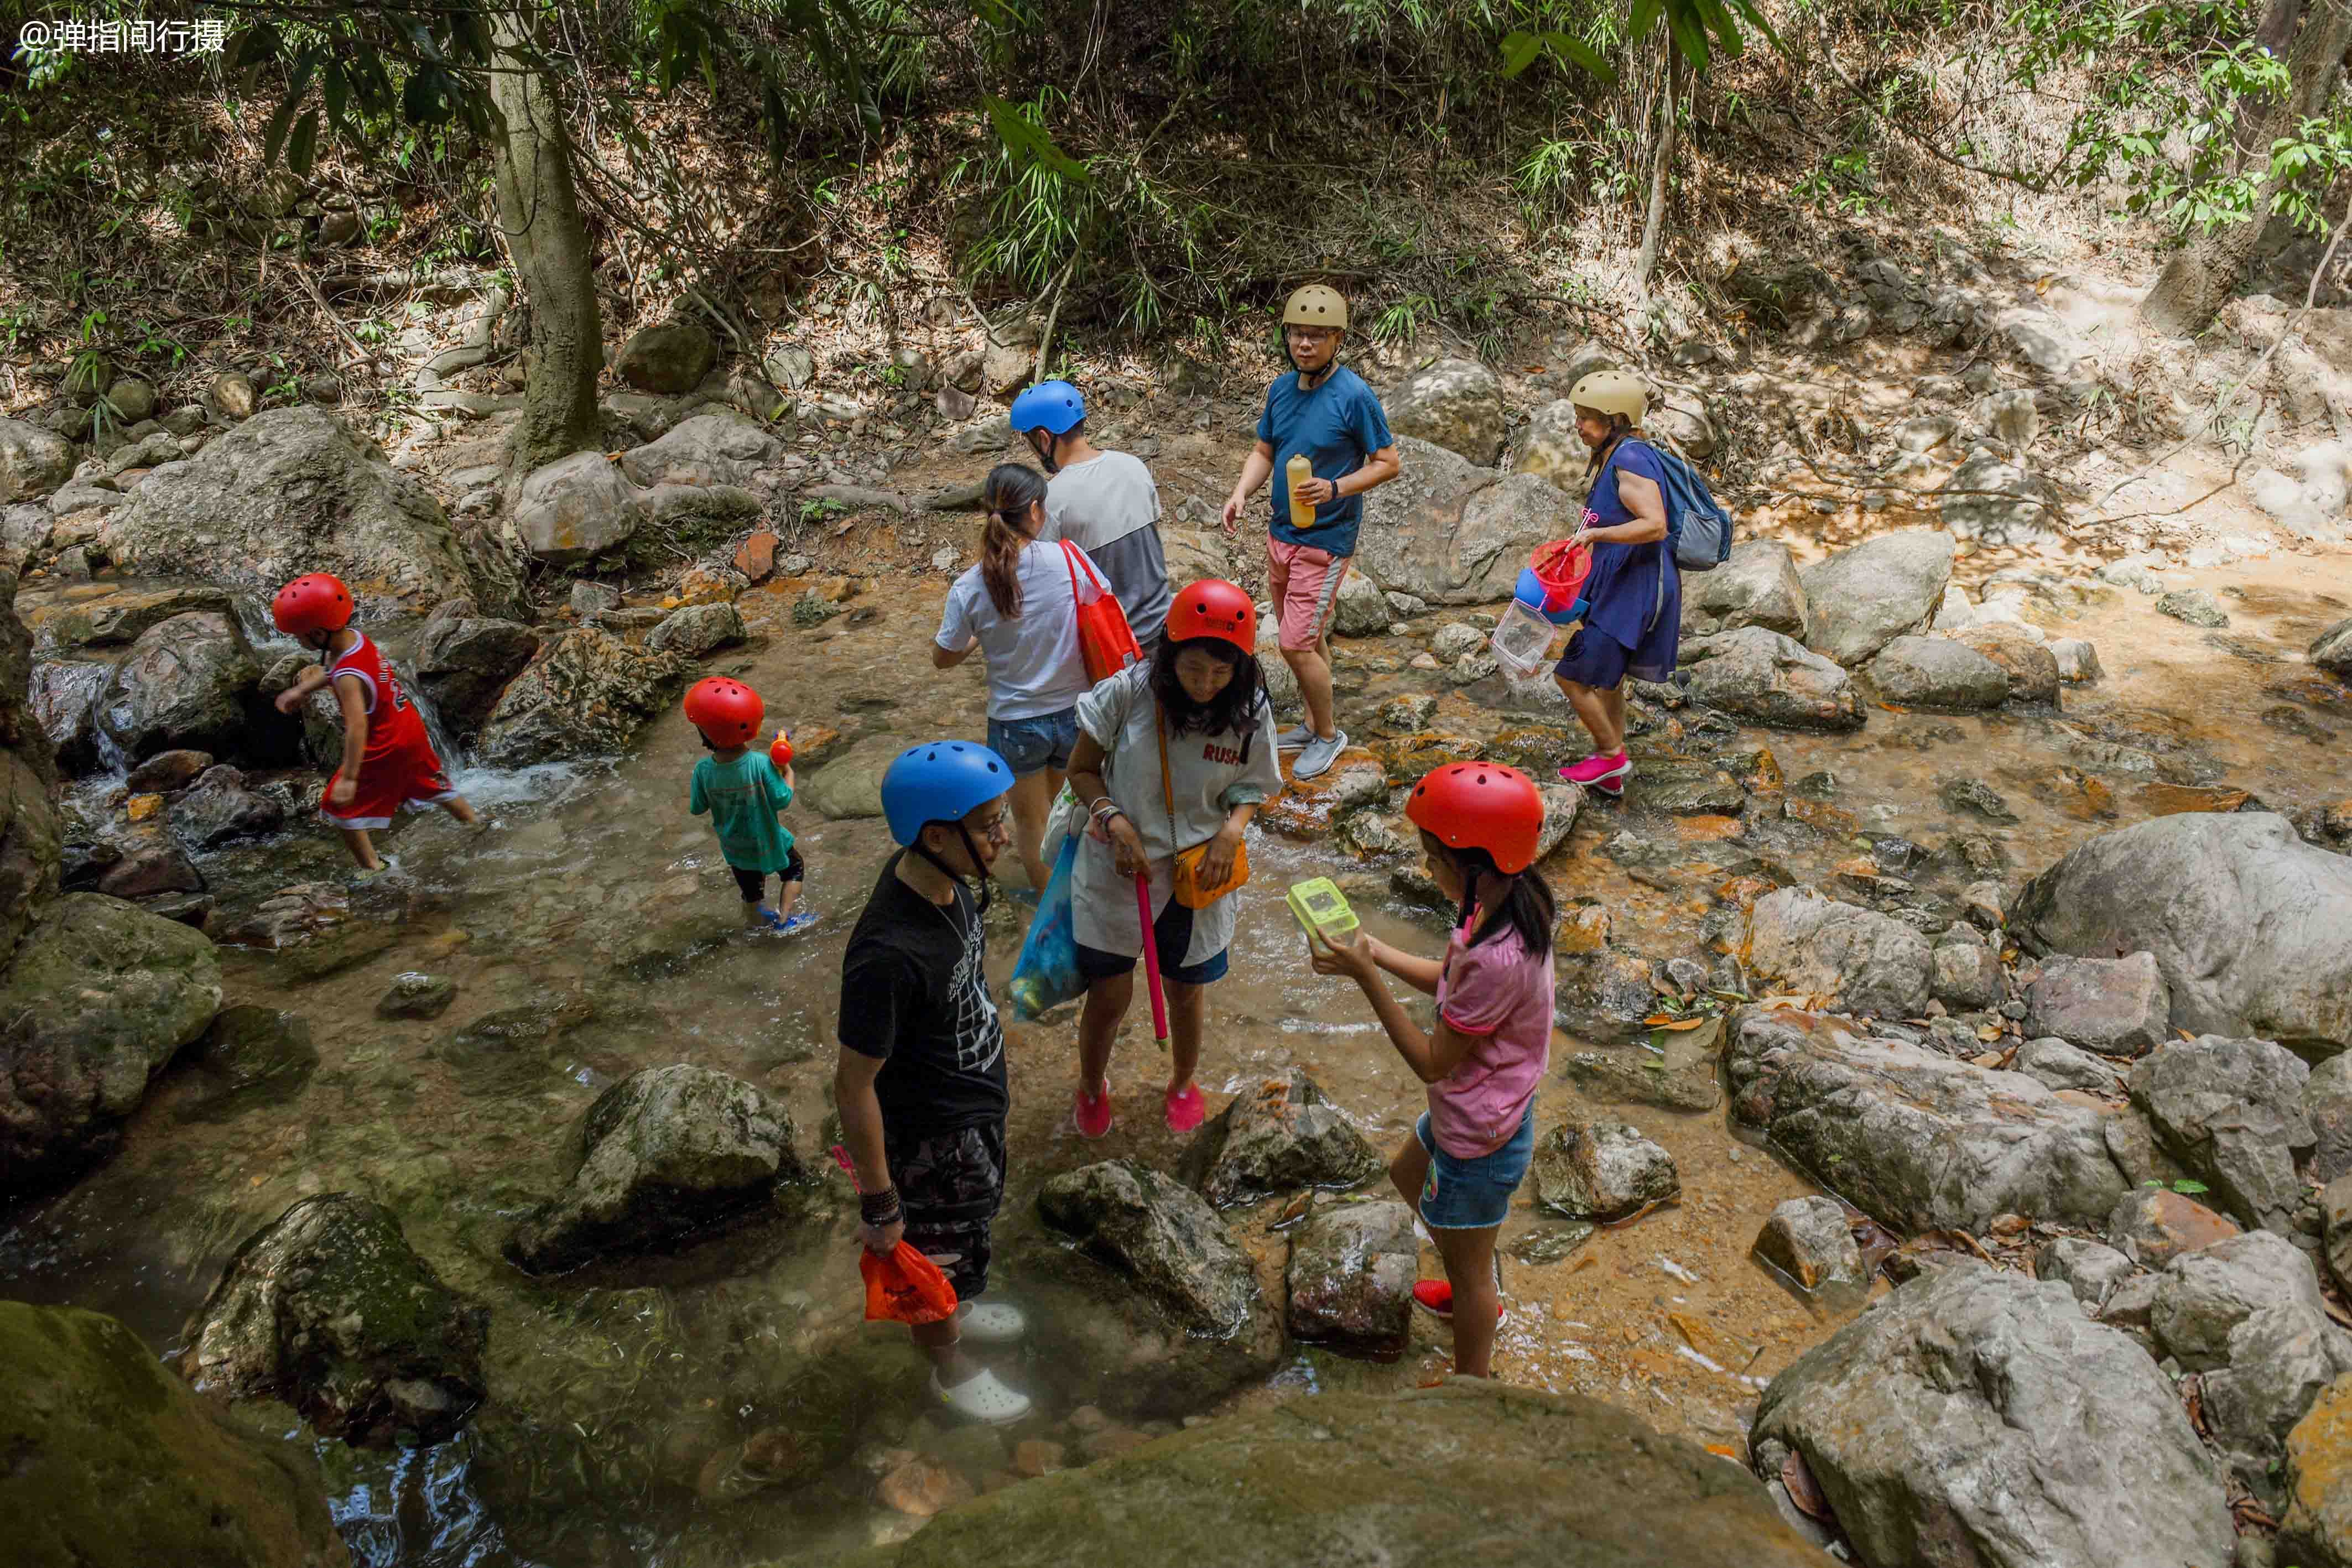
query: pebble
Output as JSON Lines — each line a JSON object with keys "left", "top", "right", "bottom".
{"left": 1013, "top": 1439, "right": 1065, "bottom": 1477}
{"left": 1067, "top": 1405, "right": 1109, "bottom": 1433}
{"left": 877, "top": 1458, "right": 974, "bottom": 1517}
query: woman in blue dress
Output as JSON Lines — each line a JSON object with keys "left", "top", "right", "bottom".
{"left": 1550, "top": 369, "right": 1679, "bottom": 798}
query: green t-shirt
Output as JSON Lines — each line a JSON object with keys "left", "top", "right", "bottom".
{"left": 689, "top": 752, "right": 795, "bottom": 873}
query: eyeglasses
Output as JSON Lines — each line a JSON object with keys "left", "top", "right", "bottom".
{"left": 1285, "top": 326, "right": 1337, "bottom": 344}
{"left": 975, "top": 815, "right": 1011, "bottom": 843}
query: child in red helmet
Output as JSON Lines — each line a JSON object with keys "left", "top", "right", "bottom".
{"left": 270, "top": 573, "right": 477, "bottom": 876}
{"left": 682, "top": 677, "right": 809, "bottom": 934}
{"left": 1307, "top": 762, "right": 1557, "bottom": 1379}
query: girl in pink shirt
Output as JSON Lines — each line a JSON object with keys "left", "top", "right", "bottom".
{"left": 1310, "top": 763, "right": 1555, "bottom": 1379}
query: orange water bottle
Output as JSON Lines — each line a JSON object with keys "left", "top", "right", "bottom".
{"left": 1286, "top": 454, "right": 1316, "bottom": 530}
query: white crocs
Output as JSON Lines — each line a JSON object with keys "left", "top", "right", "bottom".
{"left": 931, "top": 1367, "right": 1033, "bottom": 1425}
{"left": 956, "top": 1299, "right": 1027, "bottom": 1346}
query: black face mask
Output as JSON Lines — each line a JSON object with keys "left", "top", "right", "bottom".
{"left": 1026, "top": 430, "right": 1061, "bottom": 476}
{"left": 913, "top": 822, "right": 992, "bottom": 916}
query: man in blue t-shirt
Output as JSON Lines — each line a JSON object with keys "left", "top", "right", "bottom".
{"left": 1219, "top": 285, "right": 1401, "bottom": 780}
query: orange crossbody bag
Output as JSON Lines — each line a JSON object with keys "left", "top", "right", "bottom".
{"left": 1158, "top": 702, "right": 1249, "bottom": 909}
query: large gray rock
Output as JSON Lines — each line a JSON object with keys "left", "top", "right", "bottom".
{"left": 0, "top": 416, "right": 74, "bottom": 502}
{"left": 1726, "top": 1008, "right": 2131, "bottom": 1231}
{"left": 0, "top": 893, "right": 222, "bottom": 1190}
{"left": 29, "top": 656, "right": 109, "bottom": 774}
{"left": 2024, "top": 952, "right": 2171, "bottom": 1056}
{"left": 1681, "top": 538, "right": 1810, "bottom": 639}
{"left": 1329, "top": 570, "right": 1393, "bottom": 637}
{"left": 1178, "top": 1066, "right": 1383, "bottom": 1207}
{"left": 99, "top": 406, "right": 492, "bottom": 610}
{"left": 178, "top": 1006, "right": 319, "bottom": 1123}
{"left": 1385, "top": 357, "right": 1506, "bottom": 464}
{"left": 1751, "top": 1266, "right": 2233, "bottom": 1568}
{"left": 2152, "top": 1230, "right": 2352, "bottom": 1507}
{"left": 2013, "top": 1036, "right": 2126, "bottom": 1096}
{"left": 475, "top": 628, "right": 688, "bottom": 767}
{"left": 506, "top": 1064, "right": 803, "bottom": 1274}
{"left": 1533, "top": 1119, "right": 1679, "bottom": 1221}
{"left": 512, "top": 450, "right": 642, "bottom": 564}
{"left": 1037, "top": 1159, "right": 1258, "bottom": 1335}
{"left": 95, "top": 611, "right": 260, "bottom": 763}
{"left": 644, "top": 601, "right": 748, "bottom": 658}
{"left": 1997, "top": 308, "right": 2083, "bottom": 377}
{"left": 0, "top": 1300, "right": 352, "bottom": 1568}
{"left": 798, "top": 732, "right": 902, "bottom": 821}
{"left": 2034, "top": 1236, "right": 2135, "bottom": 1311}
{"left": 1798, "top": 528, "right": 1955, "bottom": 665}
{"left": 2308, "top": 1054, "right": 2352, "bottom": 1185}
{"left": 1510, "top": 398, "right": 1592, "bottom": 494}
{"left": 617, "top": 412, "right": 785, "bottom": 491}
{"left": 1949, "top": 621, "right": 2062, "bottom": 704}
{"left": 2315, "top": 615, "right": 2352, "bottom": 679}
{"left": 1284, "top": 1197, "right": 1415, "bottom": 1356}
{"left": 1939, "top": 452, "right": 2066, "bottom": 546}
{"left": 2011, "top": 812, "right": 2352, "bottom": 1060}
{"left": 612, "top": 318, "right": 717, "bottom": 394}
{"left": 845, "top": 1382, "right": 1828, "bottom": 1567}
{"left": 411, "top": 613, "right": 540, "bottom": 739}
{"left": 19, "top": 584, "right": 232, "bottom": 652}
{"left": 1681, "top": 626, "right": 1865, "bottom": 731}
{"left": 183, "top": 1194, "right": 488, "bottom": 1448}
{"left": 2127, "top": 1034, "right": 2313, "bottom": 1234}
{"left": 1742, "top": 885, "right": 1932, "bottom": 1018}
{"left": 1864, "top": 634, "right": 2011, "bottom": 710}
{"left": 1353, "top": 436, "right": 1578, "bottom": 606}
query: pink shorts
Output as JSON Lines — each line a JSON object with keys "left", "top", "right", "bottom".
{"left": 1266, "top": 537, "right": 1350, "bottom": 652}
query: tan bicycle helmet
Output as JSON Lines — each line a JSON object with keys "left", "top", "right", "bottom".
{"left": 1569, "top": 368, "right": 1650, "bottom": 423}
{"left": 1283, "top": 284, "right": 1349, "bottom": 332}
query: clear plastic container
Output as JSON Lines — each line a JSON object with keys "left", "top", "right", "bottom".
{"left": 1489, "top": 597, "right": 1558, "bottom": 679}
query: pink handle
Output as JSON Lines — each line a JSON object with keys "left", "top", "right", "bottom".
{"left": 1135, "top": 873, "right": 1169, "bottom": 1044}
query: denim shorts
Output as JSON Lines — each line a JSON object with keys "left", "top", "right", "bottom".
{"left": 1413, "top": 1104, "right": 1536, "bottom": 1231}
{"left": 987, "top": 706, "right": 1078, "bottom": 777}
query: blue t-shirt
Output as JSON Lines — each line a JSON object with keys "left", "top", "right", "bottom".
{"left": 1257, "top": 366, "right": 1394, "bottom": 558}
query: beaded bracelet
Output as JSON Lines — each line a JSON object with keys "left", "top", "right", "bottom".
{"left": 858, "top": 1186, "right": 901, "bottom": 1226}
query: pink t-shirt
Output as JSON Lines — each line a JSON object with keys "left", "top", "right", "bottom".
{"left": 1428, "top": 923, "right": 1555, "bottom": 1158}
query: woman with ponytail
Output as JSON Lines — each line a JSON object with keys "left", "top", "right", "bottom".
{"left": 1307, "top": 763, "right": 1557, "bottom": 1380}
{"left": 934, "top": 463, "right": 1099, "bottom": 892}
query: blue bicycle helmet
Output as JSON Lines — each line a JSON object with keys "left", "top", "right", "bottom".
{"left": 881, "top": 740, "right": 1013, "bottom": 846}
{"left": 1009, "top": 379, "right": 1085, "bottom": 436}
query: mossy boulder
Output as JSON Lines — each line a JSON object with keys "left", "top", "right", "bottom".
{"left": 1, "top": 1300, "right": 349, "bottom": 1568}
{"left": 181, "top": 1194, "right": 490, "bottom": 1448}
{"left": 176, "top": 1005, "right": 319, "bottom": 1123}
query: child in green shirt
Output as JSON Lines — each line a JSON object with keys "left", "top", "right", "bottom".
{"left": 684, "top": 678, "right": 811, "bottom": 934}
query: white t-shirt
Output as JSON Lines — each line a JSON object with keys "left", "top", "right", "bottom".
{"left": 1067, "top": 664, "right": 1284, "bottom": 967}
{"left": 1043, "top": 451, "right": 1170, "bottom": 644}
{"left": 936, "top": 539, "right": 1097, "bottom": 720}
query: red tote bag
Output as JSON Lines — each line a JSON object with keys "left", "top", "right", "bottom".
{"left": 1063, "top": 540, "right": 1144, "bottom": 683}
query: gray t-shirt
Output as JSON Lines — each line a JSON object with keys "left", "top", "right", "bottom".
{"left": 936, "top": 539, "right": 1096, "bottom": 720}
{"left": 1044, "top": 451, "right": 1172, "bottom": 645}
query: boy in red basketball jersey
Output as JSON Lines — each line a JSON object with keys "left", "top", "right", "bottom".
{"left": 270, "top": 573, "right": 478, "bottom": 875}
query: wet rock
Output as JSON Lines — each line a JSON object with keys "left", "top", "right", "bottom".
{"left": 1726, "top": 1008, "right": 2131, "bottom": 1231}
{"left": 2307, "top": 1054, "right": 2352, "bottom": 1184}
{"left": 1284, "top": 1197, "right": 1416, "bottom": 1356}
{"left": 1938, "top": 774, "right": 2016, "bottom": 822}
{"left": 166, "top": 764, "right": 287, "bottom": 849}
{"left": 513, "top": 450, "right": 642, "bottom": 565}
{"left": 1558, "top": 1017, "right": 1724, "bottom": 1111}
{"left": 1330, "top": 571, "right": 1393, "bottom": 637}
{"left": 100, "top": 406, "right": 496, "bottom": 611}
{"left": 1385, "top": 358, "right": 1506, "bottom": 465}
{"left": 1742, "top": 885, "right": 1932, "bottom": 1018}
{"left": 2108, "top": 1186, "right": 2242, "bottom": 1268}
{"left": 1752, "top": 1267, "right": 2233, "bottom": 1568}
{"left": 878, "top": 1456, "right": 974, "bottom": 1518}
{"left": 2314, "top": 616, "right": 2352, "bottom": 680}
{"left": 507, "top": 1064, "right": 803, "bottom": 1275}
{"left": 412, "top": 613, "right": 540, "bottom": 738}
{"left": 1753, "top": 1195, "right": 1865, "bottom": 1293}
{"left": 1798, "top": 528, "right": 1955, "bottom": 666}
{"left": 1262, "top": 747, "right": 1388, "bottom": 837}
{"left": 0, "top": 892, "right": 222, "bottom": 1190}
{"left": 2280, "top": 1372, "right": 2352, "bottom": 1568}
{"left": 28, "top": 657, "right": 108, "bottom": 772}
{"left": 176, "top": 1005, "right": 318, "bottom": 1124}
{"left": 2128, "top": 1034, "right": 2313, "bottom": 1234}
{"left": 375, "top": 972, "right": 456, "bottom": 1020}
{"left": 645, "top": 601, "right": 748, "bottom": 658}
{"left": 2035, "top": 1237, "right": 2135, "bottom": 1310}
{"left": 2022, "top": 952, "right": 2169, "bottom": 1057}
{"left": 1179, "top": 1066, "right": 1383, "bottom": 1207}
{"left": 95, "top": 611, "right": 262, "bottom": 764}
{"left": 76, "top": 822, "right": 205, "bottom": 900}
{"left": 476, "top": 628, "right": 688, "bottom": 767}
{"left": 0, "top": 416, "right": 75, "bottom": 502}
{"left": 21, "top": 585, "right": 233, "bottom": 652}
{"left": 1865, "top": 635, "right": 2011, "bottom": 710}
{"left": 2157, "top": 588, "right": 2230, "bottom": 628}
{"left": 1554, "top": 945, "right": 1664, "bottom": 1045}
{"left": 2050, "top": 637, "right": 2101, "bottom": 684}
{"left": 0, "top": 1300, "right": 351, "bottom": 1568}
{"left": 1354, "top": 436, "right": 1577, "bottom": 606}
{"left": 799, "top": 732, "right": 904, "bottom": 821}
{"left": 617, "top": 412, "right": 784, "bottom": 491}
{"left": 2013, "top": 813, "right": 2352, "bottom": 1059}
{"left": 1949, "top": 621, "right": 2063, "bottom": 704}
{"left": 1681, "top": 626, "right": 1864, "bottom": 731}
{"left": 183, "top": 1194, "right": 488, "bottom": 1447}
{"left": 214, "top": 881, "right": 403, "bottom": 980}
{"left": 868, "top": 1382, "right": 1825, "bottom": 1565}
{"left": 122, "top": 747, "right": 214, "bottom": 794}
{"left": 1532, "top": 1119, "right": 1679, "bottom": 1222}
{"left": 2152, "top": 1231, "right": 2352, "bottom": 1506}
{"left": 613, "top": 319, "right": 717, "bottom": 394}
{"left": 1430, "top": 622, "right": 1486, "bottom": 662}
{"left": 1631, "top": 756, "right": 1745, "bottom": 815}
{"left": 1038, "top": 1159, "right": 1260, "bottom": 1333}
{"left": 1930, "top": 938, "right": 2003, "bottom": 1010}
{"left": 2013, "top": 1036, "right": 2126, "bottom": 1096}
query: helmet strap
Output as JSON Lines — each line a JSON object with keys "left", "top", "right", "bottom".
{"left": 1027, "top": 428, "right": 1061, "bottom": 476}
{"left": 910, "top": 824, "right": 992, "bottom": 917}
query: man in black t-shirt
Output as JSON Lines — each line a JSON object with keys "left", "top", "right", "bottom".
{"left": 836, "top": 739, "right": 1033, "bottom": 1425}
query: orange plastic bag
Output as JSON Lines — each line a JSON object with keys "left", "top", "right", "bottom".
{"left": 860, "top": 1241, "right": 959, "bottom": 1325}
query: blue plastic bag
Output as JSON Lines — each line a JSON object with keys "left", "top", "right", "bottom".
{"left": 1006, "top": 834, "right": 1084, "bottom": 1020}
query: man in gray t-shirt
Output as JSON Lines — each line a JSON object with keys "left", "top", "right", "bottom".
{"left": 1011, "top": 380, "right": 1173, "bottom": 646}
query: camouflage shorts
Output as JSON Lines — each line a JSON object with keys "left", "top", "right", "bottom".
{"left": 884, "top": 1120, "right": 1006, "bottom": 1300}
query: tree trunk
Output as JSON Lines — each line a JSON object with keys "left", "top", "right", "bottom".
{"left": 2142, "top": 0, "right": 2352, "bottom": 336}
{"left": 1636, "top": 50, "right": 1683, "bottom": 295}
{"left": 487, "top": 3, "right": 603, "bottom": 476}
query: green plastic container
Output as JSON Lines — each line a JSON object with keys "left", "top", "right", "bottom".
{"left": 1286, "top": 877, "right": 1359, "bottom": 947}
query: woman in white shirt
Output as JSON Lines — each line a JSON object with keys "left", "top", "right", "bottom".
{"left": 1060, "top": 579, "right": 1283, "bottom": 1138}
{"left": 934, "top": 465, "right": 1098, "bottom": 892}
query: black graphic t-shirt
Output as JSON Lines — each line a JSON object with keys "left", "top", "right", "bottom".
{"left": 837, "top": 852, "right": 1008, "bottom": 1137}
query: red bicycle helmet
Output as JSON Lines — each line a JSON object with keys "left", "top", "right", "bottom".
{"left": 1406, "top": 762, "right": 1547, "bottom": 874}
{"left": 683, "top": 677, "right": 764, "bottom": 748}
{"left": 271, "top": 573, "right": 355, "bottom": 637}
{"left": 1165, "top": 578, "right": 1256, "bottom": 654}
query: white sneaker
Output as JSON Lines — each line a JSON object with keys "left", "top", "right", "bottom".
{"left": 931, "top": 1367, "right": 1033, "bottom": 1424}
{"left": 1292, "top": 730, "right": 1348, "bottom": 780}
{"left": 1276, "top": 724, "right": 1315, "bottom": 751}
{"left": 956, "top": 1299, "right": 1026, "bottom": 1346}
